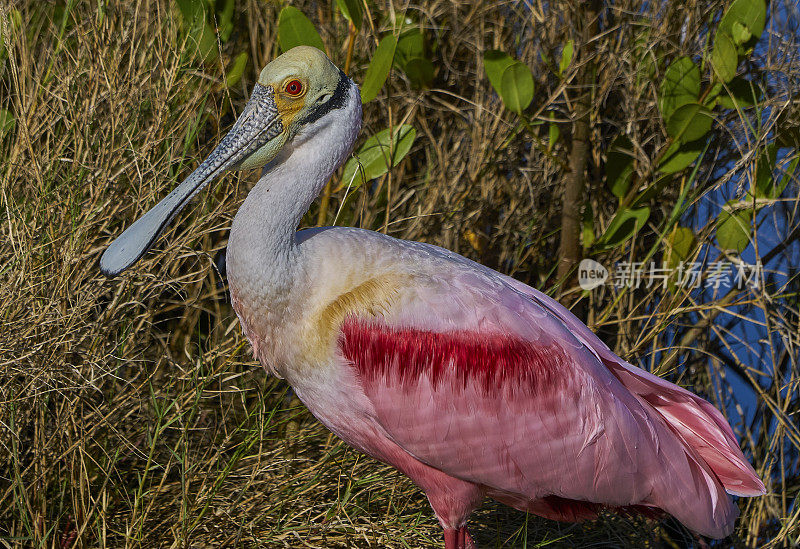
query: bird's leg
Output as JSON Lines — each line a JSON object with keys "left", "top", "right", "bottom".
{"left": 459, "top": 526, "right": 475, "bottom": 549}
{"left": 443, "top": 529, "right": 458, "bottom": 549}
{"left": 443, "top": 527, "right": 475, "bottom": 549}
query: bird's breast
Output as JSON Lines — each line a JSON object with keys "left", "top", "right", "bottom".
{"left": 228, "top": 286, "right": 386, "bottom": 457}
{"left": 229, "top": 282, "right": 291, "bottom": 376}
{"left": 226, "top": 223, "right": 421, "bottom": 385}
{"left": 228, "top": 254, "right": 410, "bottom": 384}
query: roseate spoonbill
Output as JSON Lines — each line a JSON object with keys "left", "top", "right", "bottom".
{"left": 101, "top": 46, "right": 765, "bottom": 547}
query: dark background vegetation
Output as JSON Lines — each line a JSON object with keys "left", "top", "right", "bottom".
{"left": 0, "top": 0, "right": 798, "bottom": 547}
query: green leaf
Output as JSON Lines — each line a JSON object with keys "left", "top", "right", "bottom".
{"left": 659, "top": 57, "right": 700, "bottom": 121}
{"left": 403, "top": 57, "right": 434, "bottom": 89}
{"left": 8, "top": 8, "right": 21, "bottom": 30}
{"left": 360, "top": 35, "right": 397, "bottom": 103}
{"left": 599, "top": 206, "right": 651, "bottom": 247}
{"left": 393, "top": 28, "right": 432, "bottom": 88}
{"left": 278, "top": 6, "right": 325, "bottom": 53}
{"left": 340, "top": 125, "right": 416, "bottom": 190}
{"left": 753, "top": 144, "right": 777, "bottom": 198}
{"left": 711, "top": 31, "right": 738, "bottom": 83}
{"left": 1, "top": 9, "right": 21, "bottom": 60}
{"left": 639, "top": 50, "right": 658, "bottom": 81}
{"left": 483, "top": 50, "right": 516, "bottom": 97}
{"left": 665, "top": 226, "right": 698, "bottom": 291}
{"left": 718, "top": 77, "right": 760, "bottom": 109}
{"left": 632, "top": 173, "right": 673, "bottom": 207}
{"left": 223, "top": 52, "right": 248, "bottom": 88}
{"left": 547, "top": 112, "right": 560, "bottom": 152}
{"left": 716, "top": 202, "right": 751, "bottom": 253}
{"left": 705, "top": 81, "right": 724, "bottom": 105}
{"left": 188, "top": 21, "right": 219, "bottom": 63}
{"left": 559, "top": 39, "right": 574, "bottom": 75}
{"left": 731, "top": 21, "right": 752, "bottom": 44}
{"left": 174, "top": 0, "right": 219, "bottom": 62}
{"left": 634, "top": 35, "right": 658, "bottom": 82}
{"left": 219, "top": 21, "right": 234, "bottom": 43}
{"left": 581, "top": 202, "right": 594, "bottom": 249}
{"left": 499, "top": 62, "right": 534, "bottom": 113}
{"left": 395, "top": 28, "right": 425, "bottom": 68}
{"left": 666, "top": 103, "right": 714, "bottom": 143}
{"left": 218, "top": 0, "right": 235, "bottom": 42}
{"left": 665, "top": 226, "right": 697, "bottom": 269}
{"left": 774, "top": 155, "right": 799, "bottom": 198}
{"left": 750, "top": 144, "right": 796, "bottom": 200}
{"left": 0, "top": 109, "right": 15, "bottom": 138}
{"left": 539, "top": 50, "right": 551, "bottom": 65}
{"left": 719, "top": 0, "right": 767, "bottom": 45}
{"left": 775, "top": 104, "right": 800, "bottom": 149}
{"left": 175, "top": 0, "right": 206, "bottom": 26}
{"left": 336, "top": 0, "right": 363, "bottom": 30}
{"left": 658, "top": 138, "right": 705, "bottom": 174}
{"left": 606, "top": 135, "right": 635, "bottom": 198}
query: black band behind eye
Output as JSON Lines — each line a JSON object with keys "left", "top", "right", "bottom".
{"left": 300, "top": 70, "right": 349, "bottom": 125}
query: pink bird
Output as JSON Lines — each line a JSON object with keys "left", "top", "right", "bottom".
{"left": 101, "top": 47, "right": 765, "bottom": 548}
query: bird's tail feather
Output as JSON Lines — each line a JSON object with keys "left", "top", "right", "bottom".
{"left": 604, "top": 358, "right": 766, "bottom": 498}
{"left": 651, "top": 441, "right": 740, "bottom": 538}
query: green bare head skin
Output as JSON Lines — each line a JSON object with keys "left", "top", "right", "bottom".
{"left": 237, "top": 46, "right": 344, "bottom": 171}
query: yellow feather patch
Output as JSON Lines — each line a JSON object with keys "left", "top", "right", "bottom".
{"left": 303, "top": 275, "right": 409, "bottom": 361}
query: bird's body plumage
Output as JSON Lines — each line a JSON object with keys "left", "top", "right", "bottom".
{"left": 102, "top": 47, "right": 765, "bottom": 547}
{"left": 230, "top": 223, "right": 761, "bottom": 541}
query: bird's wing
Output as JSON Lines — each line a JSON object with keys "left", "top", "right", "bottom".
{"left": 495, "top": 272, "right": 764, "bottom": 497}
{"left": 334, "top": 241, "right": 760, "bottom": 537}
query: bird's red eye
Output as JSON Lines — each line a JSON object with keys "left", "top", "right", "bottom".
{"left": 285, "top": 79, "right": 304, "bottom": 96}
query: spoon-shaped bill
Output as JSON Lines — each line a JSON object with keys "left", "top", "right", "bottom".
{"left": 99, "top": 84, "right": 283, "bottom": 277}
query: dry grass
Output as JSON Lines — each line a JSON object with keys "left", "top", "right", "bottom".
{"left": 0, "top": 0, "right": 798, "bottom": 547}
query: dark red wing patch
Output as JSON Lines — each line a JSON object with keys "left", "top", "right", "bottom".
{"left": 340, "top": 317, "right": 570, "bottom": 395}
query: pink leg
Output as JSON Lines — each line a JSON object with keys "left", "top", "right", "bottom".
{"left": 373, "top": 442, "right": 482, "bottom": 549}
{"left": 443, "top": 526, "right": 475, "bottom": 549}
{"left": 460, "top": 526, "right": 475, "bottom": 549}
{"left": 444, "top": 529, "right": 458, "bottom": 549}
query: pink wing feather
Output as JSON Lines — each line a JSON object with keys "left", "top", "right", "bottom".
{"left": 336, "top": 257, "right": 764, "bottom": 538}
{"left": 498, "top": 275, "right": 765, "bottom": 497}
